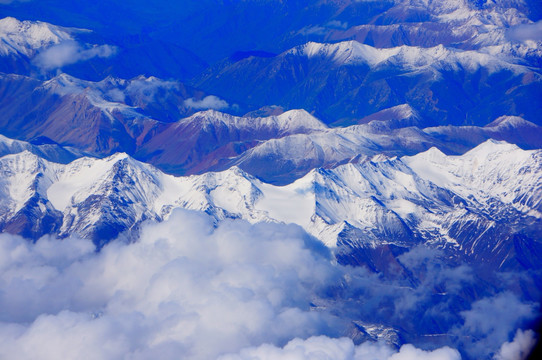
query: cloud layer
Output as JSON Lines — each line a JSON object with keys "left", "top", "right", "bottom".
{"left": 219, "top": 336, "right": 461, "bottom": 360}
{"left": 0, "top": 210, "right": 537, "bottom": 359}
{"left": 0, "top": 210, "right": 343, "bottom": 359}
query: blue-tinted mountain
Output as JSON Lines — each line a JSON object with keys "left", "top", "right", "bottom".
{"left": 196, "top": 40, "right": 542, "bottom": 125}
{"left": 0, "top": 17, "right": 207, "bottom": 81}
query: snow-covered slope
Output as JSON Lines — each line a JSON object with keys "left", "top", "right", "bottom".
{"left": 1, "top": 141, "right": 540, "bottom": 271}
{"left": 221, "top": 115, "right": 542, "bottom": 184}
{"left": 324, "top": 0, "right": 541, "bottom": 64}
{"left": 0, "top": 133, "right": 86, "bottom": 163}
{"left": 0, "top": 17, "right": 73, "bottom": 57}
{"left": 0, "top": 151, "right": 269, "bottom": 243}
{"left": 174, "top": 109, "right": 327, "bottom": 135}
{"left": 292, "top": 40, "right": 532, "bottom": 74}
{"left": 404, "top": 140, "right": 542, "bottom": 217}
{"left": 197, "top": 35, "right": 542, "bottom": 126}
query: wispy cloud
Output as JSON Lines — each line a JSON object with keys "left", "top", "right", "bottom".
{"left": 184, "top": 95, "right": 230, "bottom": 110}
{"left": 33, "top": 40, "right": 117, "bottom": 70}
{"left": 326, "top": 20, "right": 349, "bottom": 30}
{"left": 506, "top": 21, "right": 542, "bottom": 42}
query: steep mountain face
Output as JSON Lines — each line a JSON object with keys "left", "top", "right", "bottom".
{"left": 223, "top": 114, "right": 542, "bottom": 184}
{"left": 1, "top": 141, "right": 540, "bottom": 275}
{"left": 0, "top": 152, "right": 63, "bottom": 239}
{"left": 134, "top": 109, "right": 329, "bottom": 174}
{"left": 2, "top": 70, "right": 540, "bottom": 182}
{"left": 0, "top": 73, "right": 238, "bottom": 155}
{"left": 196, "top": 39, "right": 542, "bottom": 125}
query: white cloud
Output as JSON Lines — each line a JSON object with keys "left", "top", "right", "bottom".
{"left": 218, "top": 336, "right": 461, "bottom": 360}
{"left": 298, "top": 25, "right": 328, "bottom": 36}
{"left": 0, "top": 211, "right": 344, "bottom": 359}
{"left": 124, "top": 76, "right": 179, "bottom": 102}
{"left": 0, "top": 210, "right": 536, "bottom": 359}
{"left": 453, "top": 292, "right": 537, "bottom": 359}
{"left": 506, "top": 21, "right": 542, "bottom": 42}
{"left": 388, "top": 344, "right": 461, "bottom": 360}
{"left": 494, "top": 329, "right": 536, "bottom": 360}
{"left": 33, "top": 40, "right": 117, "bottom": 70}
{"left": 326, "top": 20, "right": 349, "bottom": 30}
{"left": 106, "top": 88, "right": 126, "bottom": 102}
{"left": 184, "top": 95, "right": 230, "bottom": 110}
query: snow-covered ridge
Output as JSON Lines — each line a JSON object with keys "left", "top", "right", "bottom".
{"left": 223, "top": 113, "right": 542, "bottom": 184}
{"left": 0, "top": 17, "right": 74, "bottom": 56}
{"left": 291, "top": 40, "right": 532, "bottom": 73}
{"left": 1, "top": 140, "right": 540, "bottom": 254}
{"left": 296, "top": 41, "right": 403, "bottom": 66}
{"left": 322, "top": 0, "right": 540, "bottom": 66}
{"left": 485, "top": 115, "right": 538, "bottom": 128}
{"left": 0, "top": 16, "right": 117, "bottom": 72}
{"left": 179, "top": 109, "right": 328, "bottom": 134}
{"left": 404, "top": 139, "right": 542, "bottom": 216}
{"left": 41, "top": 74, "right": 328, "bottom": 134}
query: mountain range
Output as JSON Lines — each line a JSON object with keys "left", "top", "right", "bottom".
{"left": 1, "top": 0, "right": 542, "bottom": 359}
{"left": 1, "top": 138, "right": 540, "bottom": 274}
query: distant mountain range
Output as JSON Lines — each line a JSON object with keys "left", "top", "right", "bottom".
{"left": 196, "top": 39, "right": 542, "bottom": 125}
{"left": 1, "top": 71, "right": 541, "bottom": 184}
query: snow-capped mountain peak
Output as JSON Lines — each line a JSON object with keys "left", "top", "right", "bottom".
{"left": 1, "top": 140, "right": 540, "bottom": 254}
{"left": 0, "top": 17, "right": 73, "bottom": 57}
{"left": 290, "top": 40, "right": 531, "bottom": 73}
{"left": 485, "top": 115, "right": 538, "bottom": 128}
{"left": 179, "top": 108, "right": 327, "bottom": 134}
{"left": 295, "top": 41, "right": 401, "bottom": 66}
